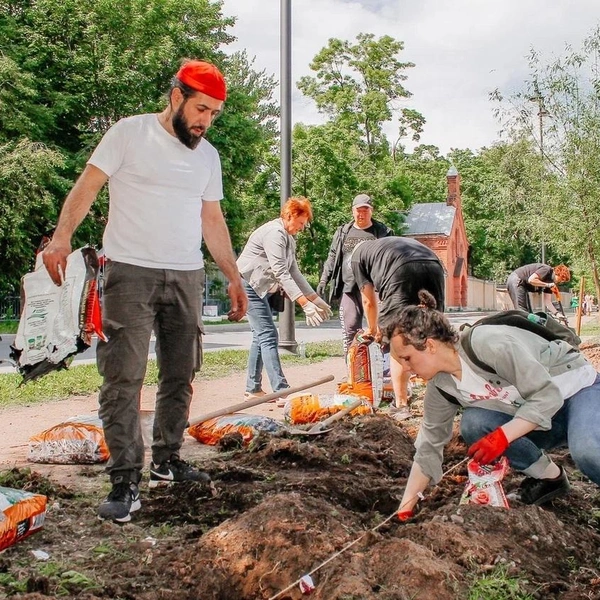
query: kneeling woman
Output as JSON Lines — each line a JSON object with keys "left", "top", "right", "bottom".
{"left": 387, "top": 290, "right": 600, "bottom": 518}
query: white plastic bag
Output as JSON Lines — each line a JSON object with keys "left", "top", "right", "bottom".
{"left": 11, "top": 247, "right": 106, "bottom": 382}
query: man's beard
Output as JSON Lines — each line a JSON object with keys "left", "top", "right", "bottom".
{"left": 172, "top": 105, "right": 205, "bottom": 150}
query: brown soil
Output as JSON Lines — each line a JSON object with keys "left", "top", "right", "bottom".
{"left": 2, "top": 351, "right": 600, "bottom": 600}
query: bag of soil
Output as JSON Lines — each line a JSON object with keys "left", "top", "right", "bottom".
{"left": 338, "top": 332, "right": 384, "bottom": 407}
{"left": 0, "top": 487, "right": 47, "bottom": 551}
{"left": 188, "top": 413, "right": 286, "bottom": 446}
{"left": 28, "top": 415, "right": 109, "bottom": 464}
{"left": 284, "top": 393, "right": 372, "bottom": 425}
{"left": 10, "top": 247, "right": 106, "bottom": 383}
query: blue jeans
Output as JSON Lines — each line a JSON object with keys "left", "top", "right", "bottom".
{"left": 460, "top": 373, "right": 600, "bottom": 486}
{"left": 244, "top": 281, "right": 289, "bottom": 394}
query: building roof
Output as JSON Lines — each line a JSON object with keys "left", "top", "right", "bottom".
{"left": 402, "top": 202, "right": 456, "bottom": 236}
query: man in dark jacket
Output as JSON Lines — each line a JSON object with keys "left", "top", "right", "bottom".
{"left": 317, "top": 194, "right": 393, "bottom": 355}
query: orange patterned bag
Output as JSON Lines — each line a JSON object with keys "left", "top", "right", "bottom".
{"left": 28, "top": 415, "right": 109, "bottom": 464}
{"left": 0, "top": 487, "right": 47, "bottom": 551}
{"left": 338, "top": 332, "right": 384, "bottom": 407}
{"left": 188, "top": 413, "right": 286, "bottom": 446}
{"left": 284, "top": 394, "right": 372, "bottom": 425}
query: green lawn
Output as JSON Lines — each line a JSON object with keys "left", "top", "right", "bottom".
{"left": 579, "top": 318, "right": 600, "bottom": 337}
{"left": 0, "top": 340, "right": 343, "bottom": 409}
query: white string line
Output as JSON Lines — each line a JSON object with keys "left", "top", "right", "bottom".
{"left": 268, "top": 456, "right": 470, "bottom": 600}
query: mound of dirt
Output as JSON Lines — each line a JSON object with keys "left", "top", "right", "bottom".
{"left": 2, "top": 412, "right": 600, "bottom": 600}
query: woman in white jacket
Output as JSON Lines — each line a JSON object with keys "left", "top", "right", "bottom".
{"left": 237, "top": 197, "right": 332, "bottom": 400}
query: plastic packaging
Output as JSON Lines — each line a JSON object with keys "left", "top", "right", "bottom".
{"left": 460, "top": 457, "right": 510, "bottom": 508}
{"left": 188, "top": 413, "right": 286, "bottom": 446}
{"left": 299, "top": 574, "right": 315, "bottom": 594}
{"left": 0, "top": 487, "right": 47, "bottom": 551}
{"left": 339, "top": 332, "right": 384, "bottom": 406}
{"left": 28, "top": 415, "right": 109, "bottom": 464}
{"left": 11, "top": 247, "right": 106, "bottom": 383}
{"left": 284, "top": 393, "right": 372, "bottom": 425}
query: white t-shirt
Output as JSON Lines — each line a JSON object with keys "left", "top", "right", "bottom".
{"left": 88, "top": 113, "right": 223, "bottom": 270}
{"left": 452, "top": 356, "right": 597, "bottom": 407}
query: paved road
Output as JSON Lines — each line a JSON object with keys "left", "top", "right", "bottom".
{"left": 0, "top": 312, "right": 493, "bottom": 375}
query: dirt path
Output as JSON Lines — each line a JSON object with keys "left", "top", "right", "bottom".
{"left": 0, "top": 357, "right": 346, "bottom": 479}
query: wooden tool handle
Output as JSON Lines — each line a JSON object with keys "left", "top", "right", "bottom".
{"left": 188, "top": 374, "right": 335, "bottom": 427}
{"left": 308, "top": 397, "right": 364, "bottom": 432}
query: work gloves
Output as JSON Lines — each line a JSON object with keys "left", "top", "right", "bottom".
{"left": 467, "top": 427, "right": 509, "bottom": 465}
{"left": 302, "top": 301, "right": 324, "bottom": 327}
{"left": 316, "top": 282, "right": 326, "bottom": 298}
{"left": 313, "top": 297, "right": 333, "bottom": 320}
{"left": 397, "top": 509, "right": 414, "bottom": 522}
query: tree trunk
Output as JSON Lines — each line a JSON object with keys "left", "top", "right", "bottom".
{"left": 586, "top": 242, "right": 600, "bottom": 311}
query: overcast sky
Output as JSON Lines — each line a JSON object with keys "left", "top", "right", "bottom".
{"left": 220, "top": 0, "right": 599, "bottom": 154}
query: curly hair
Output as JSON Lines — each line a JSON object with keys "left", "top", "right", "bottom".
{"left": 383, "top": 290, "right": 458, "bottom": 351}
{"left": 281, "top": 196, "right": 313, "bottom": 222}
{"left": 553, "top": 264, "right": 570, "bottom": 284}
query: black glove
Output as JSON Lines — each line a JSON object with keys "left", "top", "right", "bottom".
{"left": 316, "top": 282, "right": 326, "bottom": 298}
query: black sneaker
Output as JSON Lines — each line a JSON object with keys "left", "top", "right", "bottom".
{"left": 97, "top": 481, "right": 141, "bottom": 523}
{"left": 149, "top": 456, "right": 211, "bottom": 489}
{"left": 516, "top": 467, "right": 571, "bottom": 505}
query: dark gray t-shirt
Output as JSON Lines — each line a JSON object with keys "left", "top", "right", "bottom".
{"left": 341, "top": 224, "right": 379, "bottom": 293}
{"left": 513, "top": 263, "right": 553, "bottom": 293}
{"left": 351, "top": 237, "right": 440, "bottom": 299}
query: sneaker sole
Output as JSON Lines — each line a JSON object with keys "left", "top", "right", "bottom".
{"left": 97, "top": 498, "right": 141, "bottom": 523}
{"left": 148, "top": 479, "right": 174, "bottom": 489}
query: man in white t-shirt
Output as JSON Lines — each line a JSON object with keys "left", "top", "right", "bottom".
{"left": 43, "top": 60, "right": 247, "bottom": 523}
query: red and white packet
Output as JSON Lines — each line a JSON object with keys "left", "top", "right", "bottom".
{"left": 460, "top": 457, "right": 510, "bottom": 508}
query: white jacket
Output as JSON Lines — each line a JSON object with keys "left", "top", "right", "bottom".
{"left": 237, "top": 218, "right": 314, "bottom": 301}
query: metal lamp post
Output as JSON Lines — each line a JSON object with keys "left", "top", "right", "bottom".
{"left": 278, "top": 0, "right": 297, "bottom": 353}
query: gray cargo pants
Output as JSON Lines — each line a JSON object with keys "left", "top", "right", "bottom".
{"left": 97, "top": 261, "right": 204, "bottom": 484}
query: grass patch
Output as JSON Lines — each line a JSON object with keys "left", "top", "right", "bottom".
{"left": 579, "top": 318, "right": 600, "bottom": 337}
{"left": 467, "top": 565, "right": 535, "bottom": 599}
{"left": 0, "top": 340, "right": 343, "bottom": 409}
{"left": 0, "top": 320, "right": 19, "bottom": 334}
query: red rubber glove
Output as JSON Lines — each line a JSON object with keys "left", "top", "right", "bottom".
{"left": 397, "top": 509, "right": 414, "bottom": 522}
{"left": 467, "top": 427, "right": 509, "bottom": 465}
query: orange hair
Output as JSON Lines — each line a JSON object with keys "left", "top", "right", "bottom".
{"left": 281, "top": 196, "right": 313, "bottom": 222}
{"left": 553, "top": 264, "right": 570, "bottom": 283}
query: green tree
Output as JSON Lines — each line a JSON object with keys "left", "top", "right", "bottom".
{"left": 492, "top": 26, "right": 600, "bottom": 297}
{"left": 292, "top": 33, "right": 422, "bottom": 275}
{"left": 0, "top": 140, "right": 64, "bottom": 295}
{"left": 449, "top": 143, "right": 544, "bottom": 281}
{"left": 0, "top": 0, "right": 276, "bottom": 292}
{"left": 297, "top": 33, "right": 424, "bottom": 155}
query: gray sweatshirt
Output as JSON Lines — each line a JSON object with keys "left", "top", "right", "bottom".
{"left": 237, "top": 218, "right": 314, "bottom": 301}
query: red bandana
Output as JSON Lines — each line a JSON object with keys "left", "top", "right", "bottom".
{"left": 176, "top": 61, "right": 227, "bottom": 101}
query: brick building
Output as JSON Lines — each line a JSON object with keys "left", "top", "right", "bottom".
{"left": 402, "top": 166, "right": 469, "bottom": 308}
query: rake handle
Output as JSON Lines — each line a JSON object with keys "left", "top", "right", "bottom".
{"left": 307, "top": 397, "right": 364, "bottom": 432}
{"left": 188, "top": 374, "right": 335, "bottom": 427}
